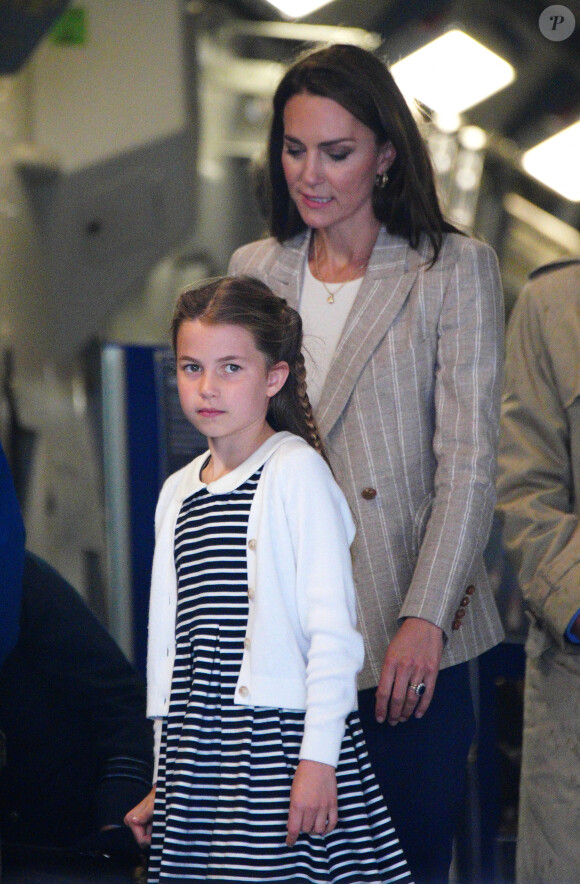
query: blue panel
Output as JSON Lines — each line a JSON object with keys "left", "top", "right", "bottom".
{"left": 124, "top": 346, "right": 161, "bottom": 676}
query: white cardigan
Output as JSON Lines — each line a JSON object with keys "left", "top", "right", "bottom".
{"left": 146, "top": 432, "right": 363, "bottom": 769}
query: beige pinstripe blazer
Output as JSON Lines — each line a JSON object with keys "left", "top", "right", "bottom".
{"left": 229, "top": 227, "right": 505, "bottom": 688}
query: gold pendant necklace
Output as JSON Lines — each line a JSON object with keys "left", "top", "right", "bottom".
{"left": 313, "top": 235, "right": 368, "bottom": 304}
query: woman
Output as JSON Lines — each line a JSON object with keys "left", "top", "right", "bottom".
{"left": 229, "top": 43, "right": 504, "bottom": 884}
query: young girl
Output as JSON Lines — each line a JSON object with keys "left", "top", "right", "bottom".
{"left": 125, "top": 276, "right": 412, "bottom": 883}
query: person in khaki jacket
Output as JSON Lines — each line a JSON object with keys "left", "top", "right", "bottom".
{"left": 497, "top": 257, "right": 580, "bottom": 883}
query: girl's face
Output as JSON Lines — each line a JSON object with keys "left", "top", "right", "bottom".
{"left": 176, "top": 319, "right": 288, "bottom": 452}
{"left": 281, "top": 92, "right": 395, "bottom": 238}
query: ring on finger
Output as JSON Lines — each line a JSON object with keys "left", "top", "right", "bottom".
{"left": 408, "top": 681, "right": 426, "bottom": 697}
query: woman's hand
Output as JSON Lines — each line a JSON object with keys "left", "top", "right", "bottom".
{"left": 124, "top": 785, "right": 156, "bottom": 848}
{"left": 375, "top": 617, "right": 444, "bottom": 725}
{"left": 286, "top": 759, "right": 338, "bottom": 847}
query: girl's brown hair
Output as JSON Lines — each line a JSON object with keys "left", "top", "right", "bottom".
{"left": 172, "top": 275, "right": 331, "bottom": 468}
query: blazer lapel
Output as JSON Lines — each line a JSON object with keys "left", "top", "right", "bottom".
{"left": 263, "top": 228, "right": 426, "bottom": 439}
{"left": 317, "top": 231, "right": 426, "bottom": 438}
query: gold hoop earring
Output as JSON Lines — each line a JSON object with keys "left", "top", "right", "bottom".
{"left": 375, "top": 171, "right": 389, "bottom": 189}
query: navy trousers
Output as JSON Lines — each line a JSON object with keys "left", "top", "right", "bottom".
{"left": 358, "top": 662, "right": 475, "bottom": 884}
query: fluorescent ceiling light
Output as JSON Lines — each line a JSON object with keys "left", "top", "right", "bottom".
{"left": 391, "top": 29, "right": 516, "bottom": 115}
{"left": 522, "top": 120, "right": 580, "bottom": 202}
{"left": 504, "top": 193, "right": 580, "bottom": 250}
{"left": 264, "top": 0, "right": 335, "bottom": 18}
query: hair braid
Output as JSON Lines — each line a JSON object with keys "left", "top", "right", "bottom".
{"left": 293, "top": 351, "right": 332, "bottom": 471}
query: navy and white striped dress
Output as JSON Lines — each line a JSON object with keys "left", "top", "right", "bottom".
{"left": 147, "top": 466, "right": 412, "bottom": 883}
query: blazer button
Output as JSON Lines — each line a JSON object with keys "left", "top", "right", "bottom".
{"left": 361, "top": 487, "right": 377, "bottom": 500}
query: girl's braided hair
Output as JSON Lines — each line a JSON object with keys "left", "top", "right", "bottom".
{"left": 171, "top": 275, "right": 332, "bottom": 469}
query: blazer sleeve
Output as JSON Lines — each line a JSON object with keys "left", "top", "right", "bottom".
{"left": 497, "top": 278, "right": 580, "bottom": 647}
{"left": 400, "top": 238, "right": 505, "bottom": 632}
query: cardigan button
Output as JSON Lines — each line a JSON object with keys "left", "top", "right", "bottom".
{"left": 244, "top": 637, "right": 251, "bottom": 649}
{"left": 466, "top": 584, "right": 475, "bottom": 595}
{"left": 452, "top": 620, "right": 462, "bottom": 630}
{"left": 248, "top": 538, "right": 257, "bottom": 551}
{"left": 239, "top": 686, "right": 249, "bottom": 698}
{"left": 247, "top": 587, "right": 254, "bottom": 600}
{"left": 361, "top": 487, "right": 377, "bottom": 500}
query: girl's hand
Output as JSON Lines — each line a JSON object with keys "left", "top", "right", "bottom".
{"left": 286, "top": 759, "right": 338, "bottom": 847}
{"left": 124, "top": 785, "right": 156, "bottom": 848}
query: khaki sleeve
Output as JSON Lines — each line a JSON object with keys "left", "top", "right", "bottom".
{"left": 497, "top": 280, "right": 580, "bottom": 647}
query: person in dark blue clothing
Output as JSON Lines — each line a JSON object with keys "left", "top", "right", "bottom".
{"left": 0, "top": 551, "right": 154, "bottom": 874}
{"left": 0, "top": 440, "right": 25, "bottom": 666}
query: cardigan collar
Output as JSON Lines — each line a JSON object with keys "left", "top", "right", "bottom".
{"left": 178, "top": 431, "right": 297, "bottom": 498}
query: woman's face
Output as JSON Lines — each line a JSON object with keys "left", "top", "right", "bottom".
{"left": 281, "top": 92, "right": 395, "bottom": 238}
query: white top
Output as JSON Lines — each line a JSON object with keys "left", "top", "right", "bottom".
{"left": 300, "top": 263, "right": 362, "bottom": 410}
{"left": 146, "top": 432, "right": 363, "bottom": 769}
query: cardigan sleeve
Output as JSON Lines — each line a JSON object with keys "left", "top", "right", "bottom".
{"left": 279, "top": 447, "right": 363, "bottom": 765}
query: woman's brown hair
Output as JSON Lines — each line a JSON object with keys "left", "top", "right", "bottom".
{"left": 267, "top": 43, "right": 460, "bottom": 263}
